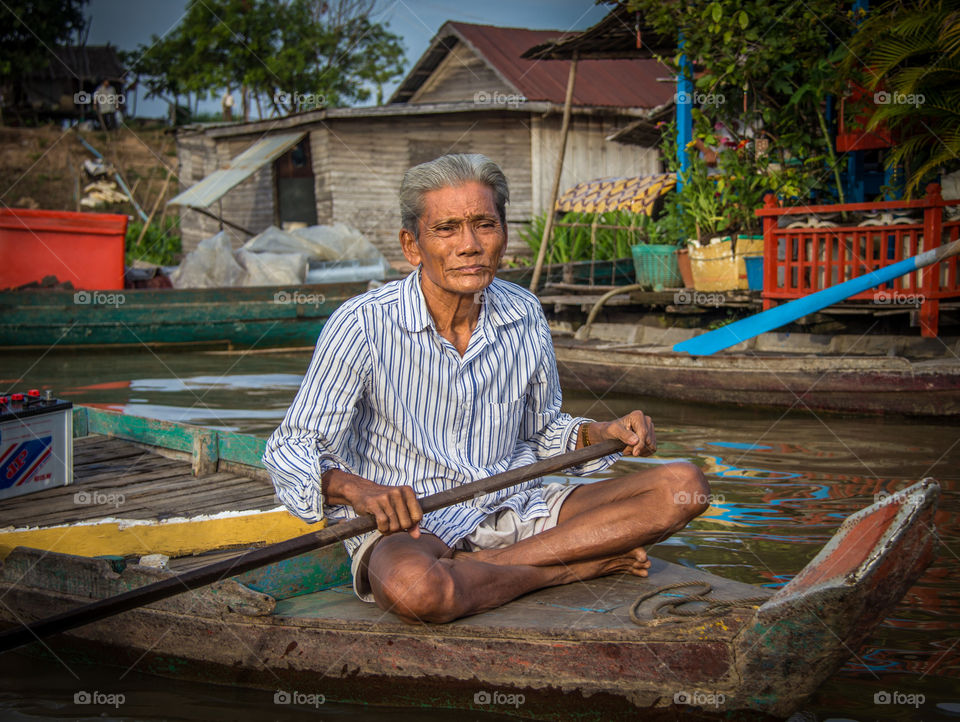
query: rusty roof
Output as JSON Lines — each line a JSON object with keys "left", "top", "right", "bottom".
{"left": 523, "top": 4, "right": 674, "bottom": 61}
{"left": 390, "top": 21, "right": 673, "bottom": 110}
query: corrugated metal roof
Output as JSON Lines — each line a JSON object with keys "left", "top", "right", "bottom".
{"left": 523, "top": 5, "right": 674, "bottom": 61}
{"left": 167, "top": 132, "right": 304, "bottom": 208}
{"left": 391, "top": 21, "right": 673, "bottom": 110}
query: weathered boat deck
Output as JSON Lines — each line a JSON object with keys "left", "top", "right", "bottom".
{"left": 0, "top": 435, "right": 277, "bottom": 529}
{"left": 273, "top": 556, "right": 772, "bottom": 635}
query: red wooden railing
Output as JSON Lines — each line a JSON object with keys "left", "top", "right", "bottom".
{"left": 755, "top": 183, "right": 960, "bottom": 337}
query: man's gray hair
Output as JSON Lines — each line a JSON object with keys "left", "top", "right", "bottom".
{"left": 399, "top": 154, "right": 509, "bottom": 236}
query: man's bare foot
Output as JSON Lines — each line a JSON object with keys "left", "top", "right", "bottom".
{"left": 554, "top": 546, "right": 651, "bottom": 583}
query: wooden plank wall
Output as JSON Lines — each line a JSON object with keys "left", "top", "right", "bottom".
{"left": 530, "top": 114, "right": 661, "bottom": 215}
{"left": 174, "top": 111, "right": 661, "bottom": 266}
{"left": 314, "top": 112, "right": 535, "bottom": 268}
{"left": 410, "top": 43, "right": 514, "bottom": 104}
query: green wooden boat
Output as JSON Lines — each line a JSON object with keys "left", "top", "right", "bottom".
{"left": 0, "top": 282, "right": 374, "bottom": 351}
{"left": 0, "top": 407, "right": 941, "bottom": 719}
{"left": 0, "top": 259, "right": 633, "bottom": 351}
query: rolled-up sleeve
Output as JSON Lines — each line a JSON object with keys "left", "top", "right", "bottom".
{"left": 521, "top": 309, "right": 620, "bottom": 475}
{"left": 263, "top": 304, "right": 370, "bottom": 522}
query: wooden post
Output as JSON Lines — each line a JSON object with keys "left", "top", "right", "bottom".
{"left": 529, "top": 54, "right": 578, "bottom": 293}
{"left": 761, "top": 193, "right": 779, "bottom": 311}
{"left": 920, "top": 183, "right": 943, "bottom": 337}
{"left": 192, "top": 428, "right": 219, "bottom": 478}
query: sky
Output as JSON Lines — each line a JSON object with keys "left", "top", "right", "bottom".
{"left": 82, "top": 0, "right": 611, "bottom": 118}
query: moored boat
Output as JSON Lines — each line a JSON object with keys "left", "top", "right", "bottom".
{"left": 551, "top": 321, "right": 960, "bottom": 417}
{"left": 0, "top": 406, "right": 941, "bottom": 719}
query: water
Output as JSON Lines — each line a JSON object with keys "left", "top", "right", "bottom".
{"left": 1, "top": 349, "right": 958, "bottom": 721}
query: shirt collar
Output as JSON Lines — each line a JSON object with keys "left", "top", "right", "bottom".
{"left": 398, "top": 268, "right": 528, "bottom": 332}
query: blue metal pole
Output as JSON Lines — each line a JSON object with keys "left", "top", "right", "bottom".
{"left": 676, "top": 35, "right": 693, "bottom": 191}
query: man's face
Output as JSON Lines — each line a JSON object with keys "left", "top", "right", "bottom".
{"left": 400, "top": 181, "right": 507, "bottom": 300}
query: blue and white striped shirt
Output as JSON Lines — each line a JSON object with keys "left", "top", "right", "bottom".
{"left": 263, "top": 269, "right": 619, "bottom": 555}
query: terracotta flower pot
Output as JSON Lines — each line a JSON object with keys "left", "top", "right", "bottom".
{"left": 676, "top": 248, "right": 695, "bottom": 288}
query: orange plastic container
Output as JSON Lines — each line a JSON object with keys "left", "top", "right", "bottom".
{"left": 0, "top": 209, "right": 128, "bottom": 290}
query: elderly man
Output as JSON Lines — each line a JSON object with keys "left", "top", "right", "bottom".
{"left": 264, "top": 154, "right": 708, "bottom": 624}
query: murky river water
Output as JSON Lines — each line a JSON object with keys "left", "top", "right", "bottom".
{"left": 0, "top": 348, "right": 958, "bottom": 721}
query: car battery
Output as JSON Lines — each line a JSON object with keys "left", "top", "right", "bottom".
{"left": 0, "top": 390, "right": 73, "bottom": 501}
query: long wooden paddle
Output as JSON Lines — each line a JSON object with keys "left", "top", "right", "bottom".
{"left": 0, "top": 438, "right": 624, "bottom": 653}
{"left": 674, "top": 237, "right": 960, "bottom": 356}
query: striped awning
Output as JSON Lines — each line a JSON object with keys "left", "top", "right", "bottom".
{"left": 556, "top": 174, "right": 676, "bottom": 215}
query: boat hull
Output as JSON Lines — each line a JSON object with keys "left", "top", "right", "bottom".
{"left": 553, "top": 339, "right": 960, "bottom": 416}
{"left": 0, "top": 282, "right": 372, "bottom": 350}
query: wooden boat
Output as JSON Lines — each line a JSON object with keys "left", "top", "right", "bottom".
{"left": 0, "top": 281, "right": 377, "bottom": 351}
{"left": 552, "top": 321, "right": 960, "bottom": 417}
{"left": 0, "top": 259, "right": 633, "bottom": 351}
{"left": 0, "top": 407, "right": 941, "bottom": 719}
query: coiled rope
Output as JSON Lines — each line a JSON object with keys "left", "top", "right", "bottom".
{"left": 629, "top": 581, "right": 769, "bottom": 625}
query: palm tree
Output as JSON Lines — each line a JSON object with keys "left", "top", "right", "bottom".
{"left": 844, "top": 0, "right": 960, "bottom": 196}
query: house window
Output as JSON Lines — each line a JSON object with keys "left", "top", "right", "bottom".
{"left": 274, "top": 138, "right": 317, "bottom": 227}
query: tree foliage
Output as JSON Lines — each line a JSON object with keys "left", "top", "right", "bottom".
{"left": 124, "top": 0, "right": 406, "bottom": 120}
{"left": 842, "top": 0, "right": 960, "bottom": 196}
{"left": 626, "top": 0, "right": 858, "bottom": 203}
{"left": 0, "top": 0, "right": 88, "bottom": 85}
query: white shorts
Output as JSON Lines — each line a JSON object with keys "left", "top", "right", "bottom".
{"left": 350, "top": 482, "right": 579, "bottom": 602}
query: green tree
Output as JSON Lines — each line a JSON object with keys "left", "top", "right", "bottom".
{"left": 626, "top": 0, "right": 857, "bottom": 203}
{"left": 842, "top": 0, "right": 960, "bottom": 196}
{"left": 0, "top": 0, "right": 89, "bottom": 115}
{"left": 124, "top": 0, "right": 405, "bottom": 123}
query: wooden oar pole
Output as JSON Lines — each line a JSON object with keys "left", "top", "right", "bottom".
{"left": 674, "top": 237, "right": 960, "bottom": 356}
{"left": 529, "top": 53, "right": 578, "bottom": 293}
{"left": 0, "top": 438, "right": 623, "bottom": 653}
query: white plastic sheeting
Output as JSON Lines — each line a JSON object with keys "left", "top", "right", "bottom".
{"left": 171, "top": 224, "right": 388, "bottom": 288}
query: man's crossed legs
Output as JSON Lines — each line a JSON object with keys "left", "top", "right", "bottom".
{"left": 366, "top": 461, "right": 709, "bottom": 623}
